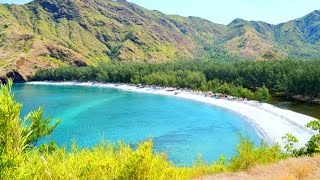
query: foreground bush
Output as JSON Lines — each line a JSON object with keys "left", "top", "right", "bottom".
{"left": 7, "top": 141, "right": 189, "bottom": 179}
{"left": 228, "top": 136, "right": 282, "bottom": 171}
{"left": 1, "top": 81, "right": 284, "bottom": 179}
{"left": 0, "top": 80, "right": 59, "bottom": 176}
{"left": 4, "top": 139, "right": 283, "bottom": 180}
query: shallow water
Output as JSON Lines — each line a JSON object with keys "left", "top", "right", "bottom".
{"left": 271, "top": 96, "right": 320, "bottom": 120}
{"left": 12, "top": 83, "right": 260, "bottom": 166}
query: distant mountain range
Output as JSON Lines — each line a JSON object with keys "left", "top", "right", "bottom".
{"left": 0, "top": 0, "right": 320, "bottom": 80}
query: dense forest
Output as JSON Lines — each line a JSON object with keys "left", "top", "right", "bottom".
{"left": 32, "top": 59, "right": 320, "bottom": 102}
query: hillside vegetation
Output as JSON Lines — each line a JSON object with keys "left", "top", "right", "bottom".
{"left": 1, "top": 0, "right": 320, "bottom": 80}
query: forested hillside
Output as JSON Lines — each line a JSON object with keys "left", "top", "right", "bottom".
{"left": 1, "top": 0, "right": 320, "bottom": 81}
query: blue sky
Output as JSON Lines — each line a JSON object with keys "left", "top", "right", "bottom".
{"left": 1, "top": 0, "right": 320, "bottom": 24}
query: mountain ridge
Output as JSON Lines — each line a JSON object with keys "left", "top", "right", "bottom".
{"left": 0, "top": 0, "right": 320, "bottom": 81}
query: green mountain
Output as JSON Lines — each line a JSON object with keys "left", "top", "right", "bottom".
{"left": 222, "top": 10, "right": 320, "bottom": 59}
{"left": 0, "top": 0, "right": 319, "bottom": 81}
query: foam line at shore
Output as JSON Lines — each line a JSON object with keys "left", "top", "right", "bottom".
{"left": 26, "top": 81, "right": 316, "bottom": 148}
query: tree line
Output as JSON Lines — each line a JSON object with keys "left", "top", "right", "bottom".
{"left": 31, "top": 59, "right": 320, "bottom": 102}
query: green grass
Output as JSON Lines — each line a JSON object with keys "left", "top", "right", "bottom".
{"left": 0, "top": 60, "right": 10, "bottom": 68}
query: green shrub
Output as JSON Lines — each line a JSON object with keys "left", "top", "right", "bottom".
{"left": 305, "top": 120, "right": 320, "bottom": 154}
{"left": 0, "top": 80, "right": 28, "bottom": 176}
{"left": 228, "top": 135, "right": 282, "bottom": 171}
{"left": 255, "top": 85, "right": 271, "bottom": 104}
{"left": 0, "top": 80, "right": 59, "bottom": 177}
{"left": 282, "top": 133, "right": 299, "bottom": 156}
{"left": 281, "top": 120, "right": 320, "bottom": 157}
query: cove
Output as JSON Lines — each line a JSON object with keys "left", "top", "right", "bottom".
{"left": 12, "top": 83, "right": 261, "bottom": 166}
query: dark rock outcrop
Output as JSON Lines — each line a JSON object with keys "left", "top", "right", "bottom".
{"left": 35, "top": 0, "right": 81, "bottom": 20}
{"left": 1, "top": 70, "right": 26, "bottom": 83}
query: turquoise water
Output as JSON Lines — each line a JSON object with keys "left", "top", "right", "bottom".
{"left": 12, "top": 83, "right": 261, "bottom": 166}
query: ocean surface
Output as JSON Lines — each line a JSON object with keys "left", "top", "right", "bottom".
{"left": 12, "top": 83, "right": 261, "bottom": 166}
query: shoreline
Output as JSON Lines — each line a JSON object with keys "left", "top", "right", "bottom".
{"left": 26, "top": 81, "right": 316, "bottom": 148}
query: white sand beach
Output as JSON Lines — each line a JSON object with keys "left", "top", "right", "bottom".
{"left": 27, "top": 81, "right": 316, "bottom": 148}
